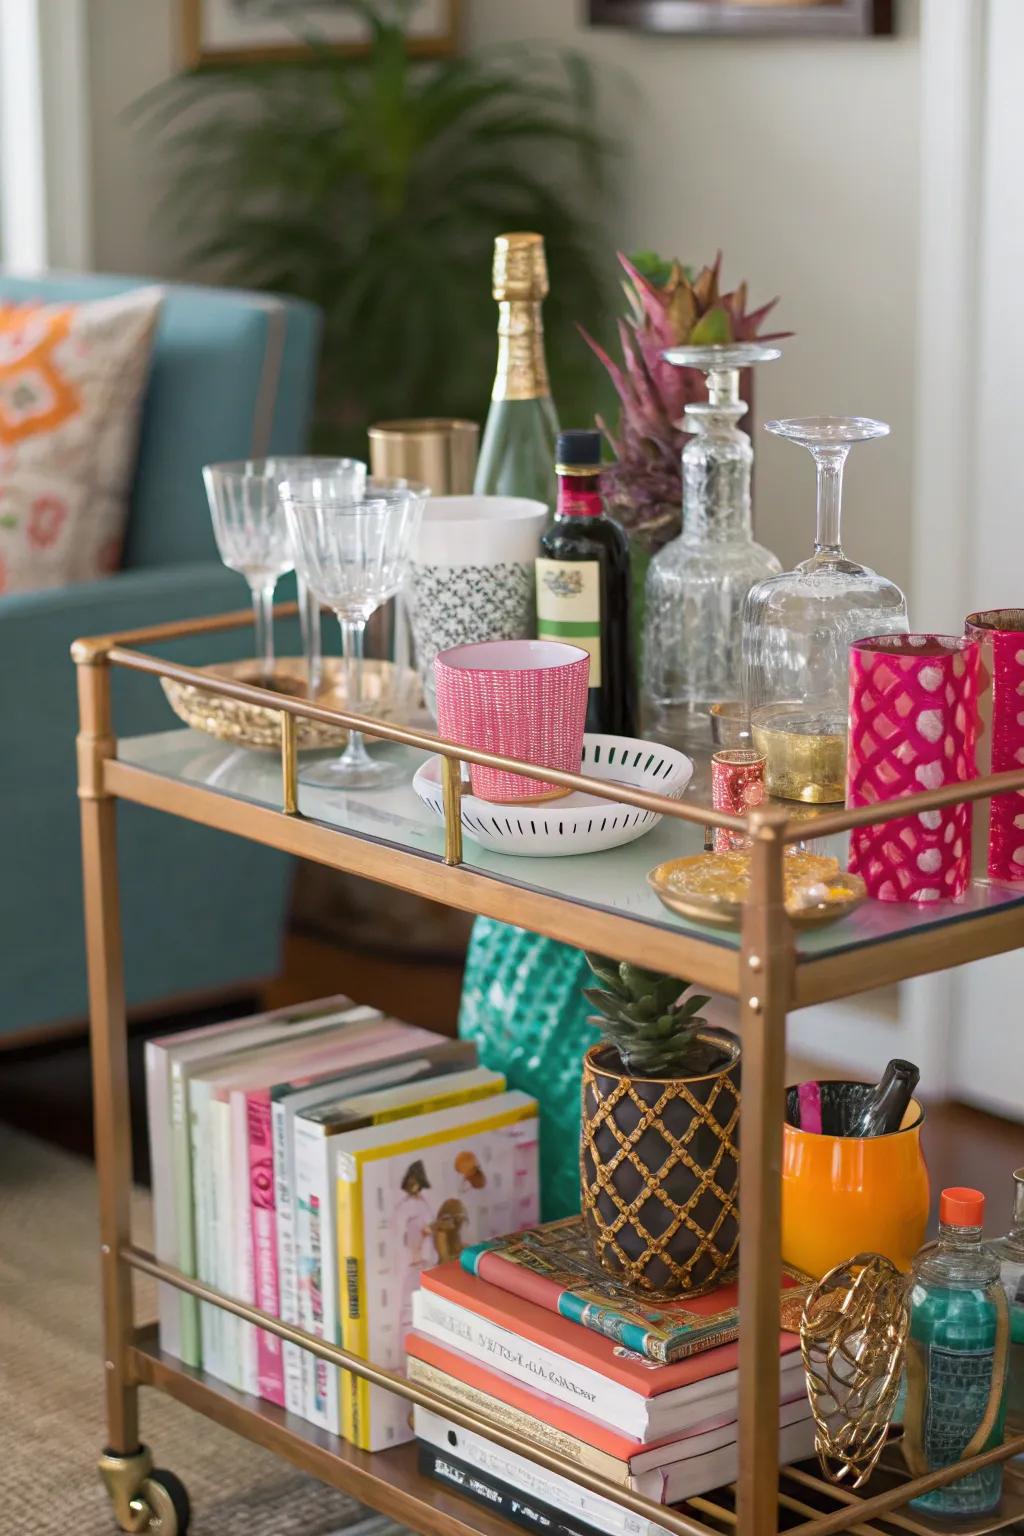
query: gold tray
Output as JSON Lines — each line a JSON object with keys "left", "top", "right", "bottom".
{"left": 161, "top": 657, "right": 422, "bottom": 752}
{"left": 648, "top": 851, "right": 867, "bottom": 929}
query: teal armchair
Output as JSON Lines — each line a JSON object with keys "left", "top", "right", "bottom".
{"left": 1, "top": 274, "right": 321, "bottom": 1038}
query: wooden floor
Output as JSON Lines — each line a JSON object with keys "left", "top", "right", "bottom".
{"left": 1, "top": 934, "right": 1020, "bottom": 1222}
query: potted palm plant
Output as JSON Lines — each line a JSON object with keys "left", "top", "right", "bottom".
{"left": 580, "top": 953, "right": 740, "bottom": 1296}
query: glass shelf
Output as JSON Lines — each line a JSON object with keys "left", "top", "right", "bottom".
{"left": 117, "top": 728, "right": 1024, "bottom": 969}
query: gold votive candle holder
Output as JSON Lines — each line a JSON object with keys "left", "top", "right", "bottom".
{"left": 751, "top": 702, "right": 847, "bottom": 803}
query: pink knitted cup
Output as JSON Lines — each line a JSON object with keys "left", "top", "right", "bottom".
{"left": 434, "top": 639, "right": 590, "bottom": 802}
{"left": 965, "top": 610, "right": 1024, "bottom": 882}
{"left": 847, "top": 634, "right": 979, "bottom": 903}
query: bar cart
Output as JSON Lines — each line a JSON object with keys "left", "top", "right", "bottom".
{"left": 73, "top": 604, "right": 1024, "bottom": 1536}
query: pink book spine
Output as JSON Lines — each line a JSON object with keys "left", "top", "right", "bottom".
{"left": 247, "top": 1091, "right": 285, "bottom": 1406}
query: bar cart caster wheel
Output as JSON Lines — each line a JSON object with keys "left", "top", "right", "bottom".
{"left": 138, "top": 1470, "right": 190, "bottom": 1534}
{"left": 99, "top": 1448, "right": 190, "bottom": 1534}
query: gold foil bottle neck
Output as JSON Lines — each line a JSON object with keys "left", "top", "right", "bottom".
{"left": 492, "top": 232, "right": 549, "bottom": 302}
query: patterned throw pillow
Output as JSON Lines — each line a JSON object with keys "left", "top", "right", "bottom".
{"left": 0, "top": 286, "right": 162, "bottom": 594}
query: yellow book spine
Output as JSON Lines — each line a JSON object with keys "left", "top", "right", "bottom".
{"left": 371, "top": 1078, "right": 505, "bottom": 1127}
{"left": 337, "top": 1158, "right": 367, "bottom": 1447}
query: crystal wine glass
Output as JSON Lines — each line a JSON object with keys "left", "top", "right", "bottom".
{"left": 268, "top": 458, "right": 367, "bottom": 693}
{"left": 743, "top": 416, "right": 908, "bottom": 802}
{"left": 280, "top": 485, "right": 424, "bottom": 790}
{"left": 203, "top": 462, "right": 295, "bottom": 682}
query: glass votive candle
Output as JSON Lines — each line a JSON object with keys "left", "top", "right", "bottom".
{"left": 712, "top": 748, "right": 766, "bottom": 852}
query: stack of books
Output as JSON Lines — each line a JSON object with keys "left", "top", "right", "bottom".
{"left": 408, "top": 1216, "right": 814, "bottom": 1531}
{"left": 145, "top": 994, "right": 539, "bottom": 1446}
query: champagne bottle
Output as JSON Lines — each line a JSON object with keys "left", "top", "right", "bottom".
{"left": 847, "top": 1058, "right": 920, "bottom": 1139}
{"left": 537, "top": 430, "right": 636, "bottom": 736}
{"left": 473, "top": 232, "right": 560, "bottom": 507}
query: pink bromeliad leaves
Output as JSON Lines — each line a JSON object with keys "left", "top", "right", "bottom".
{"left": 580, "top": 251, "right": 791, "bottom": 544}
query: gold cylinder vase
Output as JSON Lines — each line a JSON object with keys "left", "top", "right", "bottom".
{"left": 580, "top": 1032, "right": 740, "bottom": 1296}
{"left": 368, "top": 418, "right": 479, "bottom": 494}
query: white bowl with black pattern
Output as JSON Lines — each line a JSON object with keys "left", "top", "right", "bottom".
{"left": 412, "top": 735, "right": 693, "bottom": 857}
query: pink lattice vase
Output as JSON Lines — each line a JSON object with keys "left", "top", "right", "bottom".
{"left": 434, "top": 639, "right": 590, "bottom": 803}
{"left": 965, "top": 610, "right": 1024, "bottom": 883}
{"left": 847, "top": 634, "right": 979, "bottom": 903}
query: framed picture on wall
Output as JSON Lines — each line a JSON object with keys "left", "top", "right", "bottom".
{"left": 587, "top": 0, "right": 892, "bottom": 37}
{"left": 182, "top": 0, "right": 460, "bottom": 66}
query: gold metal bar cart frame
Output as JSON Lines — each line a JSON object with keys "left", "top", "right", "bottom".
{"left": 73, "top": 605, "right": 1024, "bottom": 1536}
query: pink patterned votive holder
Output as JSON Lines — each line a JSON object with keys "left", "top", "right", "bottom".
{"left": 965, "top": 610, "right": 1024, "bottom": 882}
{"left": 434, "top": 639, "right": 590, "bottom": 803}
{"left": 847, "top": 634, "right": 979, "bottom": 903}
{"left": 711, "top": 749, "right": 766, "bottom": 852}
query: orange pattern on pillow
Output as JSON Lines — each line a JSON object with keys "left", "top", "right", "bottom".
{"left": 0, "top": 305, "right": 80, "bottom": 444}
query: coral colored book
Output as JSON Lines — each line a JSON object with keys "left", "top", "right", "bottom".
{"left": 416, "top": 1263, "right": 800, "bottom": 1442}
{"left": 406, "top": 1331, "right": 810, "bottom": 1485}
{"left": 461, "top": 1215, "right": 811, "bottom": 1362}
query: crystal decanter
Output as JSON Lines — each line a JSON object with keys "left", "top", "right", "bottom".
{"left": 642, "top": 343, "right": 782, "bottom": 752}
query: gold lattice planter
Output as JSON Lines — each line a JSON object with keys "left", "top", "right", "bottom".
{"left": 580, "top": 1032, "right": 740, "bottom": 1296}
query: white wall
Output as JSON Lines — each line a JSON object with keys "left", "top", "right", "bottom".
{"left": 85, "top": 0, "right": 921, "bottom": 590}
{"left": 465, "top": 1, "right": 922, "bottom": 588}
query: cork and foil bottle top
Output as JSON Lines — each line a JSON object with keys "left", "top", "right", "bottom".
{"left": 492, "top": 233, "right": 549, "bottom": 303}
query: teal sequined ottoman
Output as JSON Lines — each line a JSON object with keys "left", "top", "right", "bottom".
{"left": 458, "top": 917, "right": 593, "bottom": 1221}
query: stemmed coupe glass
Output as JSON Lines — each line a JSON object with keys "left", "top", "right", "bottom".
{"left": 280, "top": 481, "right": 425, "bottom": 790}
{"left": 743, "top": 416, "right": 908, "bottom": 802}
{"left": 203, "top": 462, "right": 294, "bottom": 683}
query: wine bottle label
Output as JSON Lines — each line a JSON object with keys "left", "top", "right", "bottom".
{"left": 535, "top": 559, "right": 601, "bottom": 687}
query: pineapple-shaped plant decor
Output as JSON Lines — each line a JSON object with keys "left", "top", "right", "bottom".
{"left": 581, "top": 252, "right": 789, "bottom": 552}
{"left": 579, "top": 954, "right": 740, "bottom": 1296}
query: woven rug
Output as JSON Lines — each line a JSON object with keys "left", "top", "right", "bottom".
{"left": 0, "top": 1123, "right": 383, "bottom": 1535}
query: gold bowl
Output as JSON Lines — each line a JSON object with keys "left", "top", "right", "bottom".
{"left": 161, "top": 657, "right": 421, "bottom": 752}
{"left": 648, "top": 850, "right": 866, "bottom": 929}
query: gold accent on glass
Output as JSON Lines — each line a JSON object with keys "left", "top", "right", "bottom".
{"left": 160, "top": 657, "right": 420, "bottom": 752}
{"left": 490, "top": 232, "right": 551, "bottom": 401}
{"left": 751, "top": 701, "right": 848, "bottom": 803}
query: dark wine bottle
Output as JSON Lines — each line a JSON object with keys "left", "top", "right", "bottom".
{"left": 536, "top": 430, "right": 636, "bottom": 736}
{"left": 847, "top": 1058, "right": 920, "bottom": 1139}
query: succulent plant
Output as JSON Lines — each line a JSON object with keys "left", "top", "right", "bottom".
{"left": 580, "top": 251, "right": 790, "bottom": 547}
{"left": 583, "top": 952, "right": 716, "bottom": 1078}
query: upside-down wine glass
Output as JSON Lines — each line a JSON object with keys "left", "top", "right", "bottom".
{"left": 203, "top": 462, "right": 295, "bottom": 683}
{"left": 743, "top": 416, "right": 908, "bottom": 802}
{"left": 280, "top": 485, "right": 424, "bottom": 790}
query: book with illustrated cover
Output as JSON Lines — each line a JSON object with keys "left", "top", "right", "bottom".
{"left": 406, "top": 1347, "right": 811, "bottom": 1499}
{"left": 148, "top": 993, "right": 364, "bottom": 1369}
{"left": 274, "top": 1038, "right": 478, "bottom": 1419}
{"left": 289, "top": 1059, "right": 497, "bottom": 1433}
{"left": 415, "top": 1264, "right": 801, "bottom": 1443}
{"left": 336, "top": 1092, "right": 540, "bottom": 1452}
{"left": 461, "top": 1216, "right": 811, "bottom": 1363}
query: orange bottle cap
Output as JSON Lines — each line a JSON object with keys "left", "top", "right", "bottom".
{"left": 940, "top": 1186, "right": 985, "bottom": 1226}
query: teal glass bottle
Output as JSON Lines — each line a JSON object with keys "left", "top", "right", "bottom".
{"left": 903, "top": 1186, "right": 1010, "bottom": 1517}
{"left": 987, "top": 1166, "right": 1024, "bottom": 1449}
